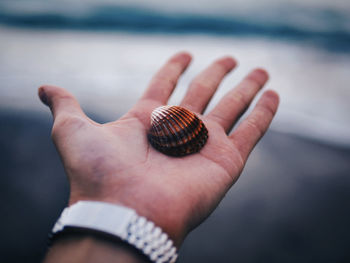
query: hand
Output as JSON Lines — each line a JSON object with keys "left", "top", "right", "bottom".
{"left": 39, "top": 52, "right": 279, "bottom": 247}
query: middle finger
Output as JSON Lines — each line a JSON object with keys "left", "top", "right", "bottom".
{"left": 179, "top": 56, "right": 236, "bottom": 113}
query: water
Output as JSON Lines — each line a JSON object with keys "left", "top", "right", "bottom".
{"left": 1, "top": 0, "right": 350, "bottom": 52}
{"left": 0, "top": 0, "right": 349, "bottom": 146}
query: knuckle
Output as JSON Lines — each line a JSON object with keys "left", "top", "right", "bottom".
{"left": 245, "top": 117, "right": 264, "bottom": 138}
{"left": 263, "top": 103, "right": 276, "bottom": 117}
{"left": 191, "top": 81, "right": 212, "bottom": 91}
{"left": 51, "top": 115, "right": 86, "bottom": 139}
{"left": 151, "top": 75, "right": 177, "bottom": 88}
{"left": 227, "top": 90, "right": 248, "bottom": 109}
{"left": 53, "top": 91, "right": 75, "bottom": 104}
{"left": 210, "top": 112, "right": 231, "bottom": 126}
{"left": 243, "top": 78, "right": 261, "bottom": 90}
{"left": 257, "top": 103, "right": 275, "bottom": 119}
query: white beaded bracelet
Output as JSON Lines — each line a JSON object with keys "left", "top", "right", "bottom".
{"left": 51, "top": 201, "right": 178, "bottom": 263}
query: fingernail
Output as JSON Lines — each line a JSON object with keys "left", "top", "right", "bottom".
{"left": 38, "top": 87, "right": 49, "bottom": 106}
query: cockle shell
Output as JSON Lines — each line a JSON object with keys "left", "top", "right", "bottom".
{"left": 147, "top": 106, "right": 208, "bottom": 156}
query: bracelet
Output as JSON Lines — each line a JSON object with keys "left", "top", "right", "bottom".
{"left": 51, "top": 201, "right": 178, "bottom": 263}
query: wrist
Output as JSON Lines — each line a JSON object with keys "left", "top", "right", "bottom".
{"left": 68, "top": 194, "right": 188, "bottom": 248}
{"left": 45, "top": 233, "right": 150, "bottom": 263}
{"left": 52, "top": 201, "right": 180, "bottom": 262}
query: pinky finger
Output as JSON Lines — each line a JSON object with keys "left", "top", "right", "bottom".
{"left": 230, "top": 90, "right": 279, "bottom": 162}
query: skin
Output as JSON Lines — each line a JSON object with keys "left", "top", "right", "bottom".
{"left": 40, "top": 52, "right": 279, "bottom": 262}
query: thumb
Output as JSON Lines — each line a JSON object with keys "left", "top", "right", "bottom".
{"left": 38, "top": 85, "right": 87, "bottom": 120}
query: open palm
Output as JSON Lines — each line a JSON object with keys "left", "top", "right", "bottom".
{"left": 39, "top": 52, "right": 279, "bottom": 247}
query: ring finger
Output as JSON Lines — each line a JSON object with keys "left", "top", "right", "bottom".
{"left": 207, "top": 68, "right": 269, "bottom": 132}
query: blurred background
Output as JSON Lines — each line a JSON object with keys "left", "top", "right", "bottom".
{"left": 0, "top": 0, "right": 349, "bottom": 262}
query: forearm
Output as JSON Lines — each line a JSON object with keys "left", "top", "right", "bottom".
{"left": 44, "top": 234, "right": 151, "bottom": 263}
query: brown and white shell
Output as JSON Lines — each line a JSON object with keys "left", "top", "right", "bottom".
{"left": 147, "top": 106, "right": 208, "bottom": 156}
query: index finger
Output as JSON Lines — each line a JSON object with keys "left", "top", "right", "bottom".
{"left": 139, "top": 52, "right": 192, "bottom": 104}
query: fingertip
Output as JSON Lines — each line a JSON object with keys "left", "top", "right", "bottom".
{"left": 178, "top": 50, "right": 192, "bottom": 59}
{"left": 171, "top": 51, "right": 192, "bottom": 65}
{"left": 38, "top": 85, "right": 62, "bottom": 106}
{"left": 38, "top": 85, "right": 50, "bottom": 106}
{"left": 248, "top": 68, "right": 269, "bottom": 85}
{"left": 264, "top": 89, "right": 280, "bottom": 104}
{"left": 260, "top": 89, "right": 280, "bottom": 115}
{"left": 217, "top": 56, "right": 238, "bottom": 71}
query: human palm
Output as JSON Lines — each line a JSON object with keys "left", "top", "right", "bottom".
{"left": 39, "top": 52, "right": 279, "bottom": 247}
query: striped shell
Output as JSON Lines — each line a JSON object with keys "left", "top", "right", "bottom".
{"left": 147, "top": 106, "right": 208, "bottom": 156}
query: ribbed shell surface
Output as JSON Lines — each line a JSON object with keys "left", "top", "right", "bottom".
{"left": 148, "top": 106, "right": 208, "bottom": 156}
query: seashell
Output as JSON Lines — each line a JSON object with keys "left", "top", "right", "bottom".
{"left": 147, "top": 105, "right": 208, "bottom": 156}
